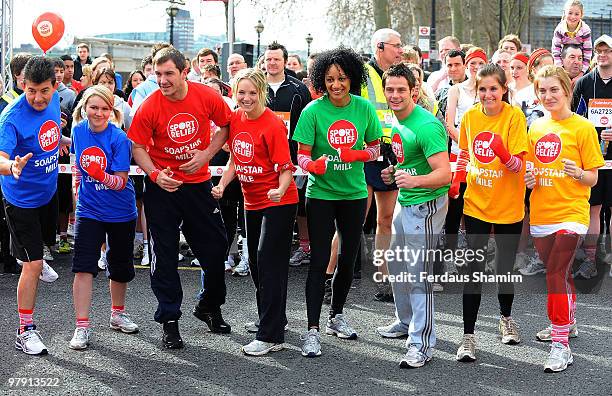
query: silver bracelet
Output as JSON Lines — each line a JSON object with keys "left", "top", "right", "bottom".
{"left": 572, "top": 169, "right": 584, "bottom": 181}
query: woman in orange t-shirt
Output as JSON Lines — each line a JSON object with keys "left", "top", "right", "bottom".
{"left": 526, "top": 65, "right": 603, "bottom": 373}
{"left": 455, "top": 64, "right": 529, "bottom": 363}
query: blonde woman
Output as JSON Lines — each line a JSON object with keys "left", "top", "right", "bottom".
{"left": 213, "top": 69, "right": 298, "bottom": 355}
{"left": 68, "top": 85, "right": 138, "bottom": 350}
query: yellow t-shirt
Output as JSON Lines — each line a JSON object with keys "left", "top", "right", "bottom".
{"left": 459, "top": 102, "right": 528, "bottom": 224}
{"left": 527, "top": 114, "right": 604, "bottom": 227}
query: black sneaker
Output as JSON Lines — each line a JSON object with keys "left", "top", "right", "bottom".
{"left": 162, "top": 321, "right": 184, "bottom": 349}
{"left": 192, "top": 307, "right": 231, "bottom": 334}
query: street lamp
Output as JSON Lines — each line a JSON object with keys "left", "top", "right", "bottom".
{"left": 255, "top": 20, "right": 264, "bottom": 60}
{"left": 166, "top": 5, "right": 179, "bottom": 46}
{"left": 306, "top": 33, "right": 313, "bottom": 57}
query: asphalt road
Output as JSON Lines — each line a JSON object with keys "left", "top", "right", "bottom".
{"left": 0, "top": 253, "right": 610, "bottom": 395}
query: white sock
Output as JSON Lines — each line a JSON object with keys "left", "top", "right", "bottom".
{"left": 136, "top": 232, "right": 144, "bottom": 241}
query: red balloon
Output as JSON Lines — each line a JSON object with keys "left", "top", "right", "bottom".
{"left": 31, "top": 12, "right": 65, "bottom": 54}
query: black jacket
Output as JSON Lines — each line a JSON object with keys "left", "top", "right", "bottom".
{"left": 266, "top": 73, "right": 312, "bottom": 162}
{"left": 73, "top": 56, "right": 92, "bottom": 81}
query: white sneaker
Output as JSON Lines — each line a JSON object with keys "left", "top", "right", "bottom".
{"left": 190, "top": 258, "right": 200, "bottom": 267}
{"left": 519, "top": 255, "right": 546, "bottom": 275}
{"left": 574, "top": 258, "right": 597, "bottom": 279}
{"left": 43, "top": 245, "right": 54, "bottom": 262}
{"left": 241, "top": 339, "right": 283, "bottom": 356}
{"left": 514, "top": 252, "right": 529, "bottom": 271}
{"left": 456, "top": 334, "right": 477, "bottom": 362}
{"left": 301, "top": 329, "right": 321, "bottom": 357}
{"left": 233, "top": 255, "right": 249, "bottom": 277}
{"left": 39, "top": 261, "right": 58, "bottom": 283}
{"left": 178, "top": 253, "right": 184, "bottom": 262}
{"left": 141, "top": 243, "right": 150, "bottom": 266}
{"left": 536, "top": 323, "right": 578, "bottom": 342}
{"left": 499, "top": 316, "right": 520, "bottom": 344}
{"left": 376, "top": 321, "right": 408, "bottom": 338}
{"left": 544, "top": 342, "right": 573, "bottom": 373}
{"left": 399, "top": 344, "right": 431, "bottom": 369}
{"left": 69, "top": 327, "right": 92, "bottom": 350}
{"left": 98, "top": 254, "right": 107, "bottom": 270}
{"left": 224, "top": 255, "right": 234, "bottom": 272}
{"left": 15, "top": 325, "right": 48, "bottom": 355}
{"left": 325, "top": 314, "right": 357, "bottom": 339}
{"left": 110, "top": 312, "right": 139, "bottom": 333}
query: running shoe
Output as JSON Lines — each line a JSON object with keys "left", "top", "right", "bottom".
{"left": 514, "top": 252, "right": 529, "bottom": 271}
{"left": 69, "top": 327, "right": 92, "bottom": 350}
{"left": 499, "top": 316, "right": 520, "bottom": 344}
{"left": 325, "top": 314, "right": 357, "bottom": 339}
{"left": 519, "top": 255, "right": 546, "bottom": 275}
{"left": 289, "top": 247, "right": 311, "bottom": 267}
{"left": 536, "top": 323, "right": 578, "bottom": 342}
{"left": 39, "top": 261, "right": 58, "bottom": 283}
{"left": 433, "top": 283, "right": 444, "bottom": 292}
{"left": 58, "top": 239, "right": 71, "bottom": 254}
{"left": 110, "top": 312, "right": 139, "bottom": 333}
{"left": 98, "top": 255, "right": 107, "bottom": 271}
{"left": 376, "top": 321, "right": 408, "bottom": 338}
{"left": 233, "top": 255, "right": 249, "bottom": 277}
{"left": 43, "top": 245, "right": 54, "bottom": 262}
{"left": 456, "top": 334, "right": 477, "bottom": 362}
{"left": 15, "top": 325, "right": 48, "bottom": 355}
{"left": 241, "top": 340, "right": 283, "bottom": 356}
{"left": 544, "top": 342, "right": 573, "bottom": 373}
{"left": 574, "top": 258, "right": 597, "bottom": 279}
{"left": 224, "top": 255, "right": 235, "bottom": 272}
{"left": 301, "top": 329, "right": 321, "bottom": 357}
{"left": 141, "top": 244, "right": 150, "bottom": 266}
{"left": 399, "top": 344, "right": 431, "bottom": 369}
{"left": 133, "top": 239, "right": 144, "bottom": 259}
{"left": 190, "top": 258, "right": 200, "bottom": 267}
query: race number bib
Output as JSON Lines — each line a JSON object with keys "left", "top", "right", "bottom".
{"left": 275, "top": 111, "right": 291, "bottom": 137}
{"left": 588, "top": 99, "right": 612, "bottom": 128}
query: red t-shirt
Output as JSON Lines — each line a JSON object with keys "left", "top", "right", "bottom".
{"left": 230, "top": 108, "right": 298, "bottom": 210}
{"left": 128, "top": 81, "right": 232, "bottom": 183}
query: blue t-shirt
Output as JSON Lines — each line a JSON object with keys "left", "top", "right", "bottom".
{"left": 71, "top": 120, "right": 137, "bottom": 222}
{"left": 0, "top": 92, "right": 61, "bottom": 208}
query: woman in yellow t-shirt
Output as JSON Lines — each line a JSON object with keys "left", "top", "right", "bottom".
{"left": 525, "top": 65, "right": 603, "bottom": 373}
{"left": 455, "top": 64, "right": 529, "bottom": 363}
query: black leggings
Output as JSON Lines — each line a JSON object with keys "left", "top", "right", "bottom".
{"left": 444, "top": 183, "right": 467, "bottom": 251}
{"left": 246, "top": 203, "right": 297, "bottom": 343}
{"left": 305, "top": 197, "right": 367, "bottom": 329}
{"left": 463, "top": 215, "right": 522, "bottom": 334}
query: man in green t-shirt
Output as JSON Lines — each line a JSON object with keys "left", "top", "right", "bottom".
{"left": 375, "top": 62, "right": 451, "bottom": 369}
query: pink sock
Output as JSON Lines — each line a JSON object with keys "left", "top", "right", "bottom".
{"left": 18, "top": 308, "right": 33, "bottom": 333}
{"left": 76, "top": 317, "right": 90, "bottom": 329}
{"left": 551, "top": 324, "right": 570, "bottom": 346}
{"left": 584, "top": 245, "right": 597, "bottom": 262}
{"left": 111, "top": 305, "right": 125, "bottom": 316}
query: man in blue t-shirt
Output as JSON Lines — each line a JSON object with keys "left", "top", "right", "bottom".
{"left": 0, "top": 56, "right": 71, "bottom": 356}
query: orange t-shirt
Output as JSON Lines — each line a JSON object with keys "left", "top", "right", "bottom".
{"left": 459, "top": 102, "right": 528, "bottom": 224}
{"left": 527, "top": 114, "right": 604, "bottom": 227}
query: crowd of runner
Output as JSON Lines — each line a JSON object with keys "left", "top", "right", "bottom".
{"left": 0, "top": 0, "right": 611, "bottom": 374}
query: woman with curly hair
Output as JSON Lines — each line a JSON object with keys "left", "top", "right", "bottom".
{"left": 292, "top": 47, "right": 382, "bottom": 357}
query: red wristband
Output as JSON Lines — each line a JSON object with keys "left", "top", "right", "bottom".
{"left": 149, "top": 169, "right": 161, "bottom": 183}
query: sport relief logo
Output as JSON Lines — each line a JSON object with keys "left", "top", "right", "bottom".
{"left": 472, "top": 131, "right": 496, "bottom": 164}
{"left": 327, "top": 120, "right": 357, "bottom": 150}
{"left": 232, "top": 132, "right": 255, "bottom": 164}
{"left": 167, "top": 113, "right": 199, "bottom": 144}
{"left": 534, "top": 133, "right": 562, "bottom": 164}
{"left": 80, "top": 146, "right": 107, "bottom": 171}
{"left": 392, "top": 133, "right": 404, "bottom": 163}
{"left": 38, "top": 120, "right": 60, "bottom": 152}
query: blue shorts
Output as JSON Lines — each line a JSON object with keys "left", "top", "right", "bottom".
{"left": 72, "top": 217, "right": 136, "bottom": 282}
{"left": 365, "top": 161, "right": 398, "bottom": 192}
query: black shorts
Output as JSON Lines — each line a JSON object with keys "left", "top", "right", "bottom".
{"left": 72, "top": 216, "right": 136, "bottom": 282}
{"left": 365, "top": 161, "right": 398, "bottom": 192}
{"left": 589, "top": 169, "right": 612, "bottom": 207}
{"left": 132, "top": 175, "right": 145, "bottom": 200}
{"left": 3, "top": 194, "right": 58, "bottom": 262}
{"left": 296, "top": 176, "right": 307, "bottom": 217}
{"left": 57, "top": 173, "right": 73, "bottom": 214}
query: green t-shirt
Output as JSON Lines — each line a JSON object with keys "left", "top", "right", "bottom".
{"left": 292, "top": 94, "right": 383, "bottom": 200}
{"left": 391, "top": 105, "right": 450, "bottom": 206}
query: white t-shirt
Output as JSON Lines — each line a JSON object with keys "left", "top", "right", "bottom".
{"left": 269, "top": 81, "right": 282, "bottom": 94}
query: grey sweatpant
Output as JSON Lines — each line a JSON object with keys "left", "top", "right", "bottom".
{"left": 388, "top": 194, "right": 448, "bottom": 357}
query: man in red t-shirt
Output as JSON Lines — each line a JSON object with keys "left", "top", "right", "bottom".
{"left": 128, "top": 47, "right": 232, "bottom": 349}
